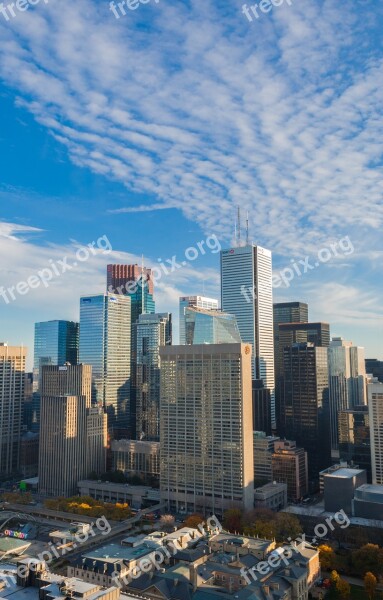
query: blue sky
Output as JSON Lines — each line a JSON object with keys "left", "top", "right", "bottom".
{"left": 0, "top": 0, "right": 382, "bottom": 369}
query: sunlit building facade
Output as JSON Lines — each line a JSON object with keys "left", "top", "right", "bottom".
{"left": 160, "top": 343, "right": 254, "bottom": 516}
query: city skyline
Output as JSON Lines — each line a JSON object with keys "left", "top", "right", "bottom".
{"left": 0, "top": 0, "right": 382, "bottom": 365}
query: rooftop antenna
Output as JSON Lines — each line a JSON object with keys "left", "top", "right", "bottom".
{"left": 234, "top": 217, "right": 237, "bottom": 247}
{"left": 237, "top": 206, "right": 241, "bottom": 247}
{"left": 246, "top": 211, "right": 249, "bottom": 246}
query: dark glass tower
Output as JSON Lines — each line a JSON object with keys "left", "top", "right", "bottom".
{"left": 279, "top": 342, "right": 331, "bottom": 488}
{"left": 32, "top": 320, "right": 79, "bottom": 431}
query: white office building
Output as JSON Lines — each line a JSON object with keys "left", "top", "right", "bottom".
{"left": 220, "top": 244, "right": 275, "bottom": 425}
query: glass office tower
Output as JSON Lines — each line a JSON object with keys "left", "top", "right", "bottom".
{"left": 79, "top": 293, "right": 131, "bottom": 432}
{"left": 135, "top": 313, "right": 172, "bottom": 441}
{"left": 32, "top": 320, "right": 79, "bottom": 431}
{"left": 220, "top": 244, "right": 275, "bottom": 426}
{"left": 179, "top": 296, "right": 218, "bottom": 344}
{"left": 184, "top": 307, "right": 241, "bottom": 345}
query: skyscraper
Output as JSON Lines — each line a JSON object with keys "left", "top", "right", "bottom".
{"left": 279, "top": 342, "right": 330, "bottom": 484}
{"left": 160, "top": 343, "right": 254, "bottom": 516}
{"left": 0, "top": 343, "right": 26, "bottom": 476}
{"left": 328, "top": 338, "right": 366, "bottom": 459}
{"left": 184, "top": 307, "right": 241, "bottom": 345}
{"left": 38, "top": 364, "right": 107, "bottom": 496}
{"left": 79, "top": 294, "right": 131, "bottom": 432}
{"left": 179, "top": 296, "right": 218, "bottom": 345}
{"left": 107, "top": 264, "right": 155, "bottom": 438}
{"left": 221, "top": 244, "right": 275, "bottom": 425}
{"left": 32, "top": 320, "right": 79, "bottom": 430}
{"left": 135, "top": 312, "right": 172, "bottom": 441}
{"left": 365, "top": 359, "right": 383, "bottom": 383}
{"left": 338, "top": 406, "right": 371, "bottom": 481}
{"left": 273, "top": 302, "right": 308, "bottom": 379}
{"left": 368, "top": 380, "right": 383, "bottom": 485}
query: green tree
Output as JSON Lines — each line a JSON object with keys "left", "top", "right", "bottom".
{"left": 364, "top": 571, "right": 377, "bottom": 599}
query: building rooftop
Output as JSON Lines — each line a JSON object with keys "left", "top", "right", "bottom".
{"left": 325, "top": 468, "right": 365, "bottom": 479}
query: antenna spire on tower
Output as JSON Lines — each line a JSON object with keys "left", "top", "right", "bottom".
{"left": 246, "top": 211, "right": 249, "bottom": 245}
{"left": 237, "top": 206, "right": 241, "bottom": 247}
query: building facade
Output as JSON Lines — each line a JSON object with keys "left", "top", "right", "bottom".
{"left": 338, "top": 405, "right": 371, "bottom": 481}
{"left": 0, "top": 344, "right": 26, "bottom": 475}
{"left": 79, "top": 294, "right": 131, "bottom": 432}
{"left": 107, "top": 264, "right": 155, "bottom": 438}
{"left": 112, "top": 439, "right": 160, "bottom": 484}
{"left": 328, "top": 338, "right": 366, "bottom": 459}
{"left": 273, "top": 302, "right": 308, "bottom": 379}
{"left": 253, "top": 432, "right": 279, "bottom": 486}
{"left": 272, "top": 440, "right": 308, "bottom": 501}
{"left": 279, "top": 342, "right": 330, "bottom": 484}
{"left": 160, "top": 343, "right": 254, "bottom": 516}
{"left": 38, "top": 364, "right": 107, "bottom": 496}
{"left": 221, "top": 244, "right": 275, "bottom": 426}
{"left": 179, "top": 296, "right": 219, "bottom": 345}
{"left": 184, "top": 307, "right": 241, "bottom": 345}
{"left": 135, "top": 313, "right": 172, "bottom": 441}
{"left": 32, "top": 320, "right": 79, "bottom": 431}
{"left": 368, "top": 380, "right": 383, "bottom": 485}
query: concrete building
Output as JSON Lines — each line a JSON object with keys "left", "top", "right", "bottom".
{"left": 135, "top": 312, "right": 172, "bottom": 441}
{"left": 323, "top": 467, "right": 367, "bottom": 514}
{"left": 254, "top": 481, "right": 288, "bottom": 511}
{"left": 77, "top": 480, "right": 160, "bottom": 508}
{"left": 253, "top": 431, "right": 279, "bottom": 485}
{"left": 160, "top": 343, "right": 254, "bottom": 516}
{"left": 32, "top": 320, "right": 79, "bottom": 432}
{"left": 19, "top": 432, "right": 39, "bottom": 478}
{"left": 353, "top": 484, "right": 383, "bottom": 520}
{"left": 368, "top": 380, "right": 383, "bottom": 484}
{"left": 272, "top": 440, "right": 308, "bottom": 502}
{"left": 221, "top": 244, "right": 276, "bottom": 426}
{"left": 279, "top": 342, "right": 330, "bottom": 484}
{"left": 328, "top": 338, "right": 366, "bottom": 459}
{"left": 0, "top": 343, "right": 26, "bottom": 476}
{"left": 112, "top": 439, "right": 160, "bottom": 484}
{"left": 38, "top": 365, "right": 107, "bottom": 496}
{"left": 79, "top": 293, "right": 131, "bottom": 433}
{"left": 107, "top": 263, "right": 155, "bottom": 439}
{"left": 179, "top": 296, "right": 219, "bottom": 345}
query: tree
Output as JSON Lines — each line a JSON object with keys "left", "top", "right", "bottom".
{"left": 223, "top": 509, "right": 243, "bottom": 534}
{"left": 160, "top": 514, "right": 175, "bottom": 532}
{"left": 275, "top": 512, "right": 301, "bottom": 541}
{"left": 336, "top": 577, "right": 351, "bottom": 599}
{"left": 351, "top": 544, "right": 383, "bottom": 578}
{"left": 364, "top": 571, "right": 377, "bottom": 599}
{"left": 183, "top": 514, "right": 204, "bottom": 529}
{"left": 330, "top": 569, "right": 340, "bottom": 588}
{"left": 318, "top": 544, "right": 336, "bottom": 571}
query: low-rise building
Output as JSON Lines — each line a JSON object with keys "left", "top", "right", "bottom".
{"left": 112, "top": 439, "right": 160, "bottom": 485}
{"left": 323, "top": 467, "right": 367, "bottom": 514}
{"left": 352, "top": 484, "right": 383, "bottom": 520}
{"left": 77, "top": 480, "right": 160, "bottom": 509}
{"left": 254, "top": 481, "right": 288, "bottom": 511}
{"left": 272, "top": 440, "right": 308, "bottom": 502}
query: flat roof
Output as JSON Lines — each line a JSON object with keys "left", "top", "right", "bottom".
{"left": 0, "top": 538, "right": 31, "bottom": 552}
{"left": 83, "top": 542, "right": 155, "bottom": 562}
{"left": 356, "top": 484, "right": 383, "bottom": 494}
{"left": 326, "top": 468, "right": 365, "bottom": 478}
